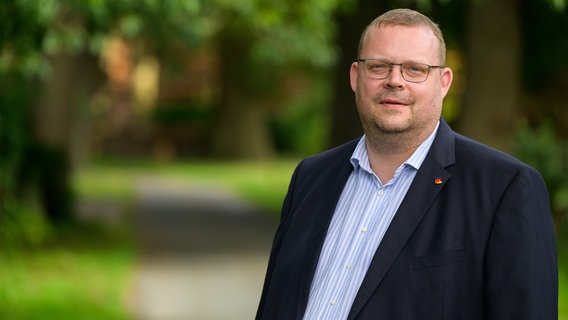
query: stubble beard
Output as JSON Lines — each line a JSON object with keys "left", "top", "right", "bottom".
{"left": 356, "top": 90, "right": 426, "bottom": 153}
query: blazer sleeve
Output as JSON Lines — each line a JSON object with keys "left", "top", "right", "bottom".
{"left": 484, "top": 166, "right": 558, "bottom": 319}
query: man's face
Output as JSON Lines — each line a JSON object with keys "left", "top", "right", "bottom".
{"left": 350, "top": 24, "right": 453, "bottom": 139}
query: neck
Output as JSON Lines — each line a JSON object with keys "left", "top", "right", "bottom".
{"left": 364, "top": 127, "right": 432, "bottom": 183}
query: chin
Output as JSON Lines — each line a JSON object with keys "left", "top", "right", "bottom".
{"left": 379, "top": 126, "right": 410, "bottom": 135}
{"left": 376, "top": 118, "right": 412, "bottom": 134}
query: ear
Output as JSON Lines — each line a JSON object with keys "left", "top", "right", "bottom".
{"left": 350, "top": 62, "right": 359, "bottom": 93}
{"left": 440, "top": 67, "right": 453, "bottom": 98}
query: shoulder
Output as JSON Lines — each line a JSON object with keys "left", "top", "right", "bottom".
{"left": 298, "top": 138, "right": 359, "bottom": 172}
{"left": 286, "top": 138, "right": 359, "bottom": 191}
{"left": 454, "top": 132, "right": 520, "bottom": 166}
{"left": 452, "top": 132, "right": 544, "bottom": 183}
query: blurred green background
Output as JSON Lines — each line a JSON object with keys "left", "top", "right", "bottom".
{"left": 1, "top": 0, "right": 567, "bottom": 318}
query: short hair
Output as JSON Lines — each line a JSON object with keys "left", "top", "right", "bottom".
{"left": 357, "top": 8, "right": 446, "bottom": 65}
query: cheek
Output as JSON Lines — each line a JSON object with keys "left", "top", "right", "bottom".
{"left": 418, "top": 86, "right": 443, "bottom": 108}
{"left": 433, "top": 88, "right": 445, "bottom": 108}
{"left": 357, "top": 78, "right": 379, "bottom": 99}
{"left": 426, "top": 91, "right": 444, "bottom": 118}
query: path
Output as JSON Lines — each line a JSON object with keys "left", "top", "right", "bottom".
{"left": 129, "top": 177, "right": 278, "bottom": 320}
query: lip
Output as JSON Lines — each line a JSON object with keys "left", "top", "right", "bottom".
{"left": 380, "top": 98, "right": 408, "bottom": 107}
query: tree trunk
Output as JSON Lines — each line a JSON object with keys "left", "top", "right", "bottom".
{"left": 68, "top": 53, "right": 104, "bottom": 168}
{"left": 211, "top": 93, "right": 274, "bottom": 160}
{"left": 210, "top": 23, "right": 275, "bottom": 160}
{"left": 34, "top": 52, "right": 103, "bottom": 224}
{"left": 457, "top": 0, "right": 521, "bottom": 152}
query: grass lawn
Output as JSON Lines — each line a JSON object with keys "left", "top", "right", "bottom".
{"left": 0, "top": 224, "right": 134, "bottom": 320}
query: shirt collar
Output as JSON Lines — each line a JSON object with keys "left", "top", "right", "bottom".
{"left": 350, "top": 121, "right": 440, "bottom": 172}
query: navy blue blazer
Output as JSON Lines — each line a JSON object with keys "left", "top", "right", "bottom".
{"left": 256, "top": 119, "right": 557, "bottom": 319}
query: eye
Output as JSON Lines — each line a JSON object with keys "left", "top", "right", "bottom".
{"left": 403, "top": 63, "right": 428, "bottom": 75}
{"left": 367, "top": 61, "right": 389, "bottom": 74}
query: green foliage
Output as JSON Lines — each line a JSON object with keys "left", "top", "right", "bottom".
{"left": 270, "top": 73, "right": 332, "bottom": 156}
{"left": 151, "top": 101, "right": 212, "bottom": 125}
{"left": 522, "top": 1, "right": 568, "bottom": 92}
{"left": 0, "top": 196, "right": 52, "bottom": 249}
{"left": 0, "top": 75, "right": 32, "bottom": 192}
{"left": 0, "top": 74, "right": 44, "bottom": 245}
{"left": 243, "top": 0, "right": 343, "bottom": 68}
{"left": 0, "top": 0, "right": 209, "bottom": 76}
{"left": 548, "top": 0, "right": 567, "bottom": 10}
{"left": 0, "top": 0, "right": 211, "bottom": 232}
{"left": 210, "top": 0, "right": 348, "bottom": 103}
{"left": 513, "top": 121, "right": 568, "bottom": 219}
{"left": 0, "top": 1, "right": 51, "bottom": 76}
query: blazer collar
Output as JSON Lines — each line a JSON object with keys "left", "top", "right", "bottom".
{"left": 426, "top": 118, "right": 457, "bottom": 168}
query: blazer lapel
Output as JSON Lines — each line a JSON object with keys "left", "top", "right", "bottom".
{"left": 347, "top": 119, "right": 457, "bottom": 320}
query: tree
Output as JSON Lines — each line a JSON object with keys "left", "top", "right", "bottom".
{"left": 0, "top": 0, "right": 208, "bottom": 227}
{"left": 208, "top": 0, "right": 342, "bottom": 159}
{"left": 209, "top": 11, "right": 279, "bottom": 159}
{"left": 0, "top": 0, "right": 345, "bottom": 229}
{"left": 455, "top": 0, "right": 521, "bottom": 152}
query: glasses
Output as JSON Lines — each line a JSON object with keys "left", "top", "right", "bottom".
{"left": 357, "top": 59, "right": 443, "bottom": 83}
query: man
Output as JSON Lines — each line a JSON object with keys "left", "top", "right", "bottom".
{"left": 256, "top": 8, "right": 557, "bottom": 320}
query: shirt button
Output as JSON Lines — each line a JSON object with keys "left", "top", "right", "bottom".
{"left": 361, "top": 226, "right": 368, "bottom": 233}
{"left": 377, "top": 189, "right": 384, "bottom": 196}
{"left": 346, "top": 263, "right": 352, "bottom": 269}
{"left": 330, "top": 300, "right": 337, "bottom": 305}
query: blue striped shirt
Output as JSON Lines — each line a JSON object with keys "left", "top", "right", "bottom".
{"left": 303, "top": 123, "right": 439, "bottom": 320}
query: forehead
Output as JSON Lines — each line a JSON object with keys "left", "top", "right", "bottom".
{"left": 361, "top": 25, "right": 439, "bottom": 62}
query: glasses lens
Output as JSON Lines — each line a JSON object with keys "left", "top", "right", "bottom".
{"left": 364, "top": 60, "right": 390, "bottom": 79}
{"left": 360, "top": 60, "right": 432, "bottom": 82}
{"left": 401, "top": 63, "right": 429, "bottom": 82}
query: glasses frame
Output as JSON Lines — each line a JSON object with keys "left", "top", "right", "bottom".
{"left": 357, "top": 58, "right": 443, "bottom": 83}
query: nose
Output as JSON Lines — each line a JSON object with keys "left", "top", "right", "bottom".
{"left": 385, "top": 65, "right": 404, "bottom": 88}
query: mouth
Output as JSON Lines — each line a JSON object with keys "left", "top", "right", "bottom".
{"left": 379, "top": 98, "right": 409, "bottom": 107}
